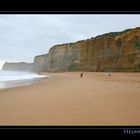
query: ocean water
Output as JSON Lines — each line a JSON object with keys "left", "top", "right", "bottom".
{"left": 0, "top": 70, "right": 48, "bottom": 89}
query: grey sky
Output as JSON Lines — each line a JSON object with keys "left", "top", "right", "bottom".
{"left": 0, "top": 14, "right": 140, "bottom": 65}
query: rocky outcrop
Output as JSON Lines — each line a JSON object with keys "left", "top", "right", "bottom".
{"left": 34, "top": 27, "right": 140, "bottom": 72}
{"left": 33, "top": 54, "right": 48, "bottom": 72}
{"left": 3, "top": 62, "right": 34, "bottom": 72}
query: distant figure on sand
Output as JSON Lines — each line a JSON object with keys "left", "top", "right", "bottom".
{"left": 80, "top": 72, "right": 83, "bottom": 78}
{"left": 108, "top": 72, "right": 112, "bottom": 77}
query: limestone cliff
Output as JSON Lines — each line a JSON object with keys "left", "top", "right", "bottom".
{"left": 34, "top": 27, "right": 140, "bottom": 72}
{"left": 3, "top": 62, "right": 34, "bottom": 72}
{"left": 33, "top": 54, "right": 48, "bottom": 72}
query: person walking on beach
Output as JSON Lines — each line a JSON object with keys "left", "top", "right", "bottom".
{"left": 80, "top": 72, "right": 83, "bottom": 78}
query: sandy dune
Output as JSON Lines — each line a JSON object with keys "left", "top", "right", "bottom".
{"left": 0, "top": 72, "right": 140, "bottom": 125}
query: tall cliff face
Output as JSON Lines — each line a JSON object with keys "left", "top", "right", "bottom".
{"left": 34, "top": 27, "right": 140, "bottom": 72}
{"left": 3, "top": 62, "right": 34, "bottom": 72}
{"left": 33, "top": 54, "right": 48, "bottom": 72}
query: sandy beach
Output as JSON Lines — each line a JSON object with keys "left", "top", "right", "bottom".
{"left": 0, "top": 72, "right": 140, "bottom": 125}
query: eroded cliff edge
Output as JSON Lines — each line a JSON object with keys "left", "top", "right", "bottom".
{"left": 33, "top": 27, "right": 140, "bottom": 72}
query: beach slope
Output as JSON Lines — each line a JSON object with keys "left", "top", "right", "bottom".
{"left": 0, "top": 72, "right": 140, "bottom": 125}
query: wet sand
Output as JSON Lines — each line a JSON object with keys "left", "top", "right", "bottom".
{"left": 0, "top": 72, "right": 140, "bottom": 125}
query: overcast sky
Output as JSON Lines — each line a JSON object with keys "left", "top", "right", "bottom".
{"left": 0, "top": 14, "right": 140, "bottom": 68}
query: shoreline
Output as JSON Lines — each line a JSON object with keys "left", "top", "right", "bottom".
{"left": 0, "top": 71, "right": 49, "bottom": 90}
{"left": 0, "top": 72, "right": 140, "bottom": 125}
{"left": 0, "top": 77, "right": 49, "bottom": 91}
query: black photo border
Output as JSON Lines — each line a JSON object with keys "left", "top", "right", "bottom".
{"left": 0, "top": 1, "right": 140, "bottom": 137}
